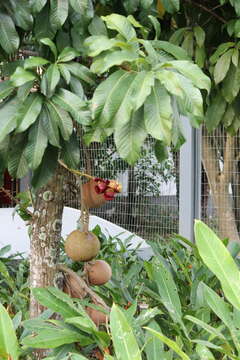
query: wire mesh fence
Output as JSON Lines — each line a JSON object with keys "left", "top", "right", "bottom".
{"left": 201, "top": 126, "right": 240, "bottom": 241}
{"left": 64, "top": 137, "right": 179, "bottom": 240}
{"left": 3, "top": 127, "right": 239, "bottom": 241}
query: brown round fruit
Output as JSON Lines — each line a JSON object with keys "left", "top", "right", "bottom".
{"left": 86, "top": 306, "right": 108, "bottom": 326}
{"left": 86, "top": 260, "right": 112, "bottom": 285}
{"left": 65, "top": 230, "right": 100, "bottom": 261}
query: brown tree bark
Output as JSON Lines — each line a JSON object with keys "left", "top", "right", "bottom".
{"left": 29, "top": 166, "right": 64, "bottom": 319}
{"left": 202, "top": 131, "right": 239, "bottom": 242}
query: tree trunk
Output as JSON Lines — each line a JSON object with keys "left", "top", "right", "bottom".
{"left": 30, "top": 166, "right": 64, "bottom": 319}
{"left": 202, "top": 131, "right": 239, "bottom": 242}
{"left": 232, "top": 158, "right": 240, "bottom": 232}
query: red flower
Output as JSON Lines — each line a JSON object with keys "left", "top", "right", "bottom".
{"left": 93, "top": 178, "right": 122, "bottom": 201}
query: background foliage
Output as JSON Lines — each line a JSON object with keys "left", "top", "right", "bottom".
{"left": 0, "top": 0, "right": 210, "bottom": 191}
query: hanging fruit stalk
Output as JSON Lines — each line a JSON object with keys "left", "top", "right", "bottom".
{"left": 58, "top": 159, "right": 122, "bottom": 208}
{"left": 60, "top": 160, "right": 114, "bottom": 327}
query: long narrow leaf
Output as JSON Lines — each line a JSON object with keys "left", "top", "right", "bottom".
{"left": 144, "top": 327, "right": 190, "bottom": 360}
{"left": 0, "top": 13, "right": 19, "bottom": 54}
{"left": 0, "top": 302, "right": 19, "bottom": 360}
{"left": 110, "top": 304, "right": 142, "bottom": 360}
{"left": 195, "top": 220, "right": 240, "bottom": 311}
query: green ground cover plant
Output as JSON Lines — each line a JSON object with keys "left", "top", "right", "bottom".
{"left": 1, "top": 221, "right": 240, "bottom": 359}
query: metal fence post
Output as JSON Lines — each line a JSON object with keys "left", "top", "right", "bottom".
{"left": 179, "top": 118, "right": 201, "bottom": 241}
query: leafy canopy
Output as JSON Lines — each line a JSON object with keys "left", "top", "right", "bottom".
{"left": 0, "top": 0, "right": 210, "bottom": 189}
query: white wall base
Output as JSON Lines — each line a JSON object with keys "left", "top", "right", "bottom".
{"left": 0, "top": 206, "right": 152, "bottom": 259}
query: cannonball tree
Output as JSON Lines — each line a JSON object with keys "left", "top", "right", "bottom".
{"left": 0, "top": 0, "right": 210, "bottom": 319}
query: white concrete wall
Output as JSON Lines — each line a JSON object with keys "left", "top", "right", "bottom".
{"left": 0, "top": 207, "right": 152, "bottom": 259}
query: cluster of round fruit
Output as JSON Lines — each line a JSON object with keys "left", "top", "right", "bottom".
{"left": 65, "top": 229, "right": 111, "bottom": 285}
{"left": 62, "top": 171, "right": 122, "bottom": 326}
{"left": 64, "top": 229, "right": 112, "bottom": 325}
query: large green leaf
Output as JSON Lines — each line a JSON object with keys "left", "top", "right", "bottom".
{"left": 148, "top": 15, "right": 161, "bottom": 40}
{"left": 214, "top": 49, "right": 233, "bottom": 84}
{"left": 145, "top": 320, "right": 165, "bottom": 359}
{"left": 70, "top": 0, "right": 88, "bottom": 13}
{"left": 16, "top": 93, "right": 43, "bottom": 133}
{"left": 185, "top": 315, "right": 226, "bottom": 340}
{"left": 11, "top": 67, "right": 36, "bottom": 87}
{"left": 0, "top": 98, "right": 19, "bottom": 143}
{"left": 102, "top": 14, "right": 137, "bottom": 41}
{"left": 60, "top": 132, "right": 80, "bottom": 168}
{"left": 24, "top": 57, "right": 50, "bottom": 69}
{"left": 144, "top": 81, "right": 172, "bottom": 144}
{"left": 203, "top": 283, "right": 238, "bottom": 342}
{"left": 22, "top": 327, "right": 90, "bottom": 349}
{"left": 58, "top": 64, "right": 71, "bottom": 84}
{"left": 0, "top": 80, "right": 14, "bottom": 100}
{"left": 151, "top": 40, "right": 190, "bottom": 60}
{"left": 84, "top": 35, "right": 120, "bottom": 57}
{"left": 195, "top": 344, "right": 215, "bottom": 360}
{"left": 69, "top": 76, "right": 85, "bottom": 98}
{"left": 65, "top": 316, "right": 96, "bottom": 333}
{"left": 110, "top": 304, "right": 142, "bottom": 360}
{"left": 41, "top": 105, "right": 60, "bottom": 147}
{"left": 195, "top": 220, "right": 240, "bottom": 311}
{"left": 65, "top": 62, "right": 96, "bottom": 85}
{"left": 70, "top": 354, "right": 89, "bottom": 360}
{"left": 46, "top": 100, "right": 73, "bottom": 140}
{"left": 176, "top": 74, "right": 203, "bottom": 118}
{"left": 31, "top": 0, "right": 47, "bottom": 13}
{"left": 156, "top": 69, "right": 184, "bottom": 97}
{"left": 169, "top": 27, "right": 189, "bottom": 45}
{"left": 114, "top": 107, "right": 147, "bottom": 165}
{"left": 95, "top": 70, "right": 154, "bottom": 127}
{"left": 58, "top": 47, "right": 79, "bottom": 62}
{"left": 113, "top": 71, "right": 154, "bottom": 128}
{"left": 161, "top": 0, "right": 179, "bottom": 13}
{"left": 193, "top": 26, "right": 205, "bottom": 48}
{"left": 31, "top": 145, "right": 58, "bottom": 189}
{"left": 83, "top": 126, "right": 113, "bottom": 145}
{"left": 25, "top": 115, "right": 48, "bottom": 170}
{"left": 151, "top": 258, "right": 183, "bottom": 324}
{"left": 90, "top": 49, "right": 138, "bottom": 74}
{"left": 50, "top": 0, "right": 69, "bottom": 29}
{"left": 222, "top": 64, "right": 240, "bottom": 103}
{"left": 52, "top": 88, "right": 90, "bottom": 125}
{"left": 9, "top": 0, "right": 33, "bottom": 31}
{"left": 171, "top": 107, "right": 186, "bottom": 150}
{"left": 144, "top": 328, "right": 190, "bottom": 360}
{"left": 91, "top": 69, "right": 134, "bottom": 123}
{"left": 88, "top": 15, "right": 108, "bottom": 36}
{"left": 158, "top": 60, "right": 211, "bottom": 93}
{"left": 0, "top": 302, "right": 19, "bottom": 360}
{"left": 40, "top": 38, "right": 58, "bottom": 60}
{"left": 0, "top": 13, "right": 20, "bottom": 54}
{"left": 154, "top": 140, "right": 168, "bottom": 162}
{"left": 17, "top": 81, "right": 35, "bottom": 102}
{"left": 41, "top": 64, "right": 60, "bottom": 97}
{"left": 205, "top": 93, "right": 226, "bottom": 132}
{"left": 33, "top": 287, "right": 82, "bottom": 319}
{"left": 35, "top": 6, "right": 56, "bottom": 40}
{"left": 8, "top": 134, "right": 28, "bottom": 178}
{"left": 210, "top": 42, "right": 235, "bottom": 64}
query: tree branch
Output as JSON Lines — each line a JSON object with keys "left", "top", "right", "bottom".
{"left": 0, "top": 187, "right": 33, "bottom": 217}
{"left": 183, "top": 0, "right": 226, "bottom": 24}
